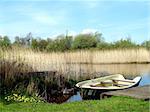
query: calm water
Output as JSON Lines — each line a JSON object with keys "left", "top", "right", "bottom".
{"left": 66, "top": 64, "right": 150, "bottom": 102}
{"left": 139, "top": 73, "right": 150, "bottom": 86}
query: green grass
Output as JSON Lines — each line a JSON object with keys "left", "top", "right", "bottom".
{"left": 0, "top": 96, "right": 149, "bottom": 112}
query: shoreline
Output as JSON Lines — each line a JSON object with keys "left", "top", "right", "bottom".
{"left": 66, "top": 62, "right": 150, "bottom": 65}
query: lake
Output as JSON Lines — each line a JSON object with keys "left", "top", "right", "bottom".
{"left": 66, "top": 64, "right": 150, "bottom": 102}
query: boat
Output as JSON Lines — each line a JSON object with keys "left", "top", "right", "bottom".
{"left": 76, "top": 74, "right": 142, "bottom": 99}
{"left": 76, "top": 74, "right": 142, "bottom": 90}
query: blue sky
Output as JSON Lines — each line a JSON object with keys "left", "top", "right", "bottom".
{"left": 0, "top": 0, "right": 149, "bottom": 43}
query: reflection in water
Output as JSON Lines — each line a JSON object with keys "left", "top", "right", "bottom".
{"left": 71, "top": 64, "right": 150, "bottom": 76}
{"left": 65, "top": 64, "right": 150, "bottom": 80}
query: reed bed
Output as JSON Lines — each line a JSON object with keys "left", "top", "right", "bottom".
{"left": 1, "top": 47, "right": 150, "bottom": 76}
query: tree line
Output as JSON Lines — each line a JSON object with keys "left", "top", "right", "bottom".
{"left": 0, "top": 32, "right": 150, "bottom": 51}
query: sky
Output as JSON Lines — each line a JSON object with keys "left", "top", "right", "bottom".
{"left": 0, "top": 0, "right": 149, "bottom": 43}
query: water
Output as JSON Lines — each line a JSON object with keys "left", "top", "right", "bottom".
{"left": 66, "top": 92, "right": 82, "bottom": 102}
{"left": 66, "top": 64, "right": 150, "bottom": 102}
{"left": 139, "top": 73, "right": 150, "bottom": 86}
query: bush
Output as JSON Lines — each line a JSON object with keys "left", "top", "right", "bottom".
{"left": 113, "top": 38, "right": 137, "bottom": 49}
{"left": 72, "top": 34, "right": 97, "bottom": 49}
{"left": 0, "top": 36, "right": 11, "bottom": 48}
{"left": 31, "top": 39, "right": 39, "bottom": 50}
{"left": 31, "top": 39, "right": 48, "bottom": 51}
{"left": 97, "top": 42, "right": 111, "bottom": 50}
{"left": 46, "top": 35, "right": 72, "bottom": 52}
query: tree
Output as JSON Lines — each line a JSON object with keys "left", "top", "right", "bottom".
{"left": 72, "top": 33, "right": 98, "bottom": 49}
{"left": 13, "top": 36, "right": 26, "bottom": 46}
{"left": 38, "top": 39, "right": 48, "bottom": 51}
{"left": 142, "top": 40, "right": 150, "bottom": 49}
{"left": 46, "top": 34, "right": 72, "bottom": 52}
{"left": 113, "top": 38, "right": 137, "bottom": 48}
{"left": 25, "top": 32, "right": 32, "bottom": 46}
{"left": 13, "top": 33, "right": 32, "bottom": 47}
{"left": 94, "top": 32, "right": 104, "bottom": 43}
{"left": 97, "top": 42, "right": 111, "bottom": 50}
{"left": 31, "top": 39, "right": 39, "bottom": 50}
{"left": 0, "top": 36, "right": 11, "bottom": 48}
{"left": 13, "top": 36, "right": 21, "bottom": 46}
{"left": 46, "top": 41, "right": 55, "bottom": 52}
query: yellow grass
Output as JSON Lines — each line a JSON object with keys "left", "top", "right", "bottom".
{"left": 1, "top": 48, "right": 150, "bottom": 77}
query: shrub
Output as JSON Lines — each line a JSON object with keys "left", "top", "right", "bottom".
{"left": 0, "top": 36, "right": 11, "bottom": 48}
{"left": 31, "top": 39, "right": 39, "bottom": 50}
{"left": 72, "top": 34, "right": 97, "bottom": 49}
{"left": 97, "top": 42, "right": 111, "bottom": 50}
{"left": 46, "top": 35, "right": 72, "bottom": 52}
{"left": 113, "top": 38, "right": 137, "bottom": 48}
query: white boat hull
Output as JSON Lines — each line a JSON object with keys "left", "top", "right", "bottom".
{"left": 76, "top": 74, "right": 141, "bottom": 90}
{"left": 76, "top": 74, "right": 142, "bottom": 99}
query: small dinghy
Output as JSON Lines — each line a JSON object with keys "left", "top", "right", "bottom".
{"left": 76, "top": 74, "right": 142, "bottom": 90}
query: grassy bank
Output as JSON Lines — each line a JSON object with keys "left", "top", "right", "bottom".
{"left": 0, "top": 96, "right": 149, "bottom": 112}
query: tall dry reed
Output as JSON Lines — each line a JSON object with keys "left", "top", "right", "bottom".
{"left": 1, "top": 47, "right": 150, "bottom": 77}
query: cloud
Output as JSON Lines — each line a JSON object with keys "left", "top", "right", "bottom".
{"left": 81, "top": 29, "right": 98, "bottom": 34}
{"left": 23, "top": 9, "right": 68, "bottom": 26}
{"left": 86, "top": 1, "right": 99, "bottom": 9}
{"left": 7, "top": 3, "right": 68, "bottom": 27}
{"left": 31, "top": 13, "right": 61, "bottom": 26}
